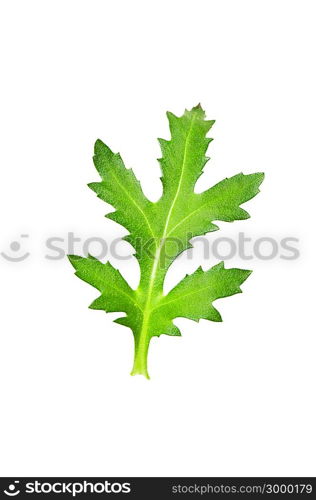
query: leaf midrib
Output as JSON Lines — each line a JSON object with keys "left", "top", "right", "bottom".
{"left": 137, "top": 113, "right": 197, "bottom": 345}
{"left": 151, "top": 283, "right": 220, "bottom": 312}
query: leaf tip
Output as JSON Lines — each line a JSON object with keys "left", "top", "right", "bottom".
{"left": 257, "top": 171, "right": 265, "bottom": 181}
{"left": 257, "top": 172, "right": 265, "bottom": 189}
{"left": 68, "top": 254, "right": 82, "bottom": 267}
{"left": 237, "top": 268, "right": 253, "bottom": 288}
{"left": 243, "top": 269, "right": 253, "bottom": 279}
{"left": 94, "top": 138, "right": 105, "bottom": 154}
{"left": 250, "top": 171, "right": 265, "bottom": 191}
{"left": 192, "top": 102, "right": 203, "bottom": 111}
{"left": 166, "top": 110, "right": 177, "bottom": 121}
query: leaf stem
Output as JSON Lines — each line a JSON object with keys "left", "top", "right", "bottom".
{"left": 132, "top": 114, "right": 197, "bottom": 378}
{"left": 131, "top": 328, "right": 150, "bottom": 379}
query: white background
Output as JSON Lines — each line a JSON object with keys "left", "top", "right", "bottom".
{"left": 0, "top": 0, "right": 315, "bottom": 477}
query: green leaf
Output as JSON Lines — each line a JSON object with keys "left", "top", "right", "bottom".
{"left": 156, "top": 262, "right": 252, "bottom": 323}
{"left": 69, "top": 105, "right": 264, "bottom": 378}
